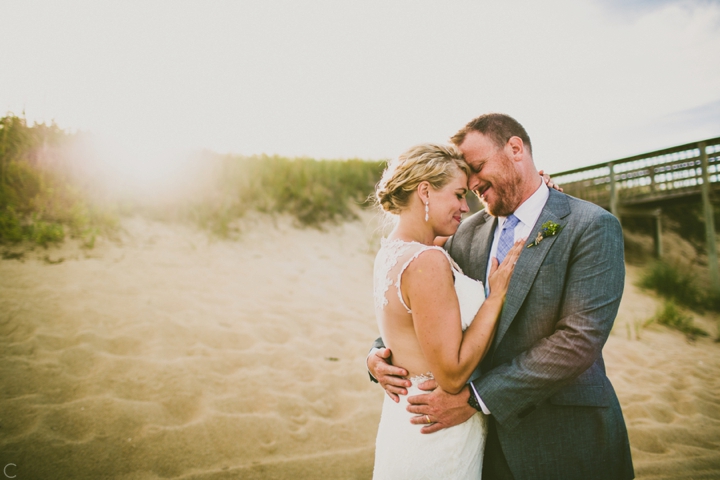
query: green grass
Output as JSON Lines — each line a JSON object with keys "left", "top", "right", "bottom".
{"left": 637, "top": 260, "right": 720, "bottom": 315}
{"left": 638, "top": 261, "right": 702, "bottom": 308}
{"left": 0, "top": 114, "right": 117, "bottom": 248}
{"left": 649, "top": 300, "right": 709, "bottom": 340}
{"left": 1, "top": 114, "right": 386, "bottom": 244}
{"left": 637, "top": 261, "right": 720, "bottom": 340}
{"left": 186, "top": 154, "right": 385, "bottom": 236}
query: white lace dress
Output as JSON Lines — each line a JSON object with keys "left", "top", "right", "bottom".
{"left": 372, "top": 238, "right": 488, "bottom": 480}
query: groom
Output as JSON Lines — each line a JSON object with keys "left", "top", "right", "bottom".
{"left": 368, "top": 113, "right": 634, "bottom": 479}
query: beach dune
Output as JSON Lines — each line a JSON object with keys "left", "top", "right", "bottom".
{"left": 1, "top": 214, "right": 719, "bottom": 479}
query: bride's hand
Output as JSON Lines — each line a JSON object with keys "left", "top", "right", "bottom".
{"left": 539, "top": 169, "right": 563, "bottom": 192}
{"left": 488, "top": 239, "right": 525, "bottom": 299}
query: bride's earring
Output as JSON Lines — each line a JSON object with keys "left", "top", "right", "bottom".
{"left": 425, "top": 200, "right": 429, "bottom": 222}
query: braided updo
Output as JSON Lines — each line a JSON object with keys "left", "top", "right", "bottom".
{"left": 375, "top": 143, "right": 470, "bottom": 214}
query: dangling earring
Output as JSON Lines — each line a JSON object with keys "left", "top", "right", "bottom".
{"left": 425, "top": 200, "right": 429, "bottom": 222}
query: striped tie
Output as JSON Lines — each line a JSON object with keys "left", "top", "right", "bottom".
{"left": 496, "top": 214, "right": 520, "bottom": 264}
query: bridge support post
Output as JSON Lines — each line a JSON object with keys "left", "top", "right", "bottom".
{"left": 609, "top": 162, "right": 620, "bottom": 222}
{"left": 654, "top": 213, "right": 663, "bottom": 259}
{"left": 699, "top": 141, "right": 720, "bottom": 292}
{"left": 620, "top": 208, "right": 663, "bottom": 259}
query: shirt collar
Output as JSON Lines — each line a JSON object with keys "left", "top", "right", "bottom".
{"left": 498, "top": 181, "right": 549, "bottom": 228}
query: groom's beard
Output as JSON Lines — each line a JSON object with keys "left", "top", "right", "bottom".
{"left": 478, "top": 153, "right": 524, "bottom": 217}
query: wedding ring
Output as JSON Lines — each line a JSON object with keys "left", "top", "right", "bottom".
{"left": 425, "top": 415, "right": 431, "bottom": 424}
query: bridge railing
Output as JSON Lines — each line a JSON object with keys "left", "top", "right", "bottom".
{"left": 552, "top": 137, "right": 720, "bottom": 208}
{"left": 551, "top": 136, "right": 720, "bottom": 290}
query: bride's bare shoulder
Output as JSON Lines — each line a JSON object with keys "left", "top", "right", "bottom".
{"left": 400, "top": 247, "right": 454, "bottom": 282}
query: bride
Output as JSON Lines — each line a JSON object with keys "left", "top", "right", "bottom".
{"left": 372, "top": 143, "right": 524, "bottom": 479}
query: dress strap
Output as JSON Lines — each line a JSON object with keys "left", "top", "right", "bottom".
{"left": 395, "top": 246, "right": 462, "bottom": 313}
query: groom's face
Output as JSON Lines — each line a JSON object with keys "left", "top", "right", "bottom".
{"left": 458, "top": 131, "right": 523, "bottom": 217}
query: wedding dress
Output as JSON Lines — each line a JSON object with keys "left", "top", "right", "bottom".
{"left": 372, "top": 238, "right": 488, "bottom": 480}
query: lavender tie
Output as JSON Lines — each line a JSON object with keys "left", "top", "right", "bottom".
{"left": 496, "top": 214, "right": 520, "bottom": 264}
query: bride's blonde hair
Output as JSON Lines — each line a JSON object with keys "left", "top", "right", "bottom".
{"left": 375, "top": 143, "right": 469, "bottom": 214}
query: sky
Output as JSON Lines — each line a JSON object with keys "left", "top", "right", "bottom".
{"left": 1, "top": 0, "right": 719, "bottom": 175}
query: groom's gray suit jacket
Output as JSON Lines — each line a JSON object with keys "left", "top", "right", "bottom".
{"left": 373, "top": 189, "right": 634, "bottom": 479}
{"left": 449, "top": 189, "right": 633, "bottom": 479}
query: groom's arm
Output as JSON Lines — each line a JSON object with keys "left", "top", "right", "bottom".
{"left": 471, "top": 210, "right": 624, "bottom": 430}
{"left": 367, "top": 338, "right": 411, "bottom": 401}
{"left": 367, "top": 337, "right": 386, "bottom": 383}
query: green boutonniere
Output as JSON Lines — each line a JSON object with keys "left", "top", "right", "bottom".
{"left": 527, "top": 221, "right": 564, "bottom": 248}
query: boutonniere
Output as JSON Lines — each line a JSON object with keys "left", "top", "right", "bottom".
{"left": 527, "top": 221, "right": 564, "bottom": 248}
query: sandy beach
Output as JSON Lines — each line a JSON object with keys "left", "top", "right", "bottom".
{"left": 1, "top": 214, "right": 719, "bottom": 479}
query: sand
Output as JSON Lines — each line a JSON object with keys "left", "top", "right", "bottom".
{"left": 1, "top": 213, "right": 719, "bottom": 479}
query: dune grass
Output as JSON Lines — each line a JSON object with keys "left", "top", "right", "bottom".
{"left": 1, "top": 114, "right": 387, "bottom": 245}
{"left": 0, "top": 114, "right": 117, "bottom": 248}
{"left": 186, "top": 153, "right": 386, "bottom": 236}
{"left": 648, "top": 300, "right": 709, "bottom": 340}
{"left": 638, "top": 260, "right": 720, "bottom": 312}
{"left": 638, "top": 260, "right": 718, "bottom": 339}
{"left": 638, "top": 261, "right": 702, "bottom": 307}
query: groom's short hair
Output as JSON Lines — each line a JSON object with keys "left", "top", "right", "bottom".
{"left": 451, "top": 113, "right": 533, "bottom": 155}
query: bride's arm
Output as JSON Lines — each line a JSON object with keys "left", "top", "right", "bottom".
{"left": 402, "top": 241, "right": 523, "bottom": 394}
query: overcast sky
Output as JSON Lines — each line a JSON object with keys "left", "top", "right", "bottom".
{"left": 1, "top": 0, "right": 719, "bottom": 173}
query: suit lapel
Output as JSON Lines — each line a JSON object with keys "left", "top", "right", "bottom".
{"left": 492, "top": 190, "right": 571, "bottom": 351}
{"left": 468, "top": 213, "right": 497, "bottom": 282}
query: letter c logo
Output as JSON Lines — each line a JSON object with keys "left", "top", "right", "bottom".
{"left": 3, "top": 464, "right": 16, "bottom": 479}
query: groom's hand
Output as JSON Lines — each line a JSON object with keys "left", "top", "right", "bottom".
{"left": 406, "top": 380, "right": 476, "bottom": 434}
{"left": 367, "top": 348, "right": 411, "bottom": 402}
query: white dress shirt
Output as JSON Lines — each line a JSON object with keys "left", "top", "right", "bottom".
{"left": 484, "top": 181, "right": 550, "bottom": 285}
{"left": 472, "top": 180, "right": 550, "bottom": 415}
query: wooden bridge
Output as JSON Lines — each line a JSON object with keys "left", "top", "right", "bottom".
{"left": 551, "top": 136, "right": 720, "bottom": 290}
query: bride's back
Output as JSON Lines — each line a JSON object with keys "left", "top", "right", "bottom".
{"left": 374, "top": 238, "right": 442, "bottom": 378}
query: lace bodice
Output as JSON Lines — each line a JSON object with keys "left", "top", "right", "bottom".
{"left": 373, "top": 238, "right": 418, "bottom": 312}
{"left": 373, "top": 238, "right": 485, "bottom": 331}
